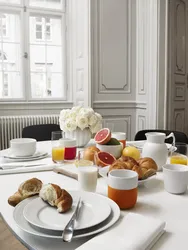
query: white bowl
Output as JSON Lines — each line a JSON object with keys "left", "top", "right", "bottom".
{"left": 10, "top": 138, "right": 37, "bottom": 157}
{"left": 96, "top": 143, "right": 123, "bottom": 159}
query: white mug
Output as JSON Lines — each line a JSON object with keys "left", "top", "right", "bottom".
{"left": 163, "top": 164, "right": 188, "bottom": 194}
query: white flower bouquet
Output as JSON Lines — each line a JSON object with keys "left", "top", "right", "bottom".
{"left": 59, "top": 106, "right": 103, "bottom": 134}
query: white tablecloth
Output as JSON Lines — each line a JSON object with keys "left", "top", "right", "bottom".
{"left": 1, "top": 141, "right": 188, "bottom": 250}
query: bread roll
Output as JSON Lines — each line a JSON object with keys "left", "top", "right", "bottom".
{"left": 8, "top": 192, "right": 23, "bottom": 207}
{"left": 8, "top": 178, "right": 43, "bottom": 207}
{"left": 137, "top": 157, "right": 157, "bottom": 179}
{"left": 118, "top": 156, "right": 139, "bottom": 170}
{"left": 109, "top": 156, "right": 143, "bottom": 180}
{"left": 39, "top": 184, "right": 72, "bottom": 213}
{"left": 137, "top": 157, "right": 158, "bottom": 172}
{"left": 18, "top": 178, "right": 42, "bottom": 197}
{"left": 55, "top": 189, "right": 73, "bottom": 213}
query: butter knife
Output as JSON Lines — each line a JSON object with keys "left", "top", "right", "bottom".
{"left": 62, "top": 198, "right": 82, "bottom": 242}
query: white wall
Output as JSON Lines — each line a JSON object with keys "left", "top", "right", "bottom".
{"left": 91, "top": 0, "right": 168, "bottom": 140}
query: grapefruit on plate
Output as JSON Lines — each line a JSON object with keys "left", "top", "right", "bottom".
{"left": 95, "top": 151, "right": 116, "bottom": 167}
{"left": 94, "top": 128, "right": 111, "bottom": 145}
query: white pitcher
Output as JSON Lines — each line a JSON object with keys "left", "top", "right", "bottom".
{"left": 142, "top": 132, "right": 175, "bottom": 171}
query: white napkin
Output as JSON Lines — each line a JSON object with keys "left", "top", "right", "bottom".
{"left": 76, "top": 213, "right": 166, "bottom": 250}
{"left": 0, "top": 164, "right": 56, "bottom": 175}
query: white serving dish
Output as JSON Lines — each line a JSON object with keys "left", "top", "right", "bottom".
{"left": 96, "top": 143, "right": 123, "bottom": 159}
{"left": 10, "top": 138, "right": 37, "bottom": 157}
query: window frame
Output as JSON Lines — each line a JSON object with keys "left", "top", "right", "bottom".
{"left": 0, "top": 0, "right": 68, "bottom": 103}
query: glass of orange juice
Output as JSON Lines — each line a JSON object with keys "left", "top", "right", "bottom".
{"left": 170, "top": 143, "right": 188, "bottom": 165}
{"left": 112, "top": 132, "right": 126, "bottom": 148}
{"left": 51, "top": 131, "right": 65, "bottom": 163}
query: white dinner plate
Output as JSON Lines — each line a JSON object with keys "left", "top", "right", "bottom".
{"left": 13, "top": 192, "right": 120, "bottom": 239}
{"left": 23, "top": 192, "right": 111, "bottom": 231}
{"left": 99, "top": 166, "right": 156, "bottom": 186}
{"left": 3, "top": 150, "right": 48, "bottom": 161}
{"left": 127, "top": 141, "right": 176, "bottom": 152}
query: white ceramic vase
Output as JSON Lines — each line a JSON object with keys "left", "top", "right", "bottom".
{"left": 65, "top": 128, "right": 92, "bottom": 147}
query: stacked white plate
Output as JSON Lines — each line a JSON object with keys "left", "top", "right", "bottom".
{"left": 13, "top": 191, "right": 120, "bottom": 239}
{"left": 3, "top": 150, "right": 48, "bottom": 161}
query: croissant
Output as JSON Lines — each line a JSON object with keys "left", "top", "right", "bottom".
{"left": 8, "top": 178, "right": 43, "bottom": 207}
{"left": 137, "top": 157, "right": 157, "bottom": 178}
{"left": 109, "top": 156, "right": 143, "bottom": 180}
{"left": 39, "top": 184, "right": 72, "bottom": 213}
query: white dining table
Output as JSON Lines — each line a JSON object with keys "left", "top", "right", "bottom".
{"left": 1, "top": 141, "right": 188, "bottom": 250}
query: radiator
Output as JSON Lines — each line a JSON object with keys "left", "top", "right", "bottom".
{"left": 0, "top": 115, "right": 59, "bottom": 150}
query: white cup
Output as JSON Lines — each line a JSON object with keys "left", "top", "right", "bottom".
{"left": 78, "top": 166, "right": 98, "bottom": 192}
{"left": 10, "top": 138, "right": 36, "bottom": 157}
{"left": 163, "top": 164, "right": 188, "bottom": 194}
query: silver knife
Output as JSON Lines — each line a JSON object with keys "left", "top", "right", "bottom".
{"left": 62, "top": 198, "right": 82, "bottom": 242}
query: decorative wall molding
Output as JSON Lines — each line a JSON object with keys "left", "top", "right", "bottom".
{"left": 70, "top": 0, "right": 91, "bottom": 107}
{"left": 136, "top": 0, "right": 146, "bottom": 95}
{"left": 174, "top": 109, "right": 185, "bottom": 131}
{"left": 175, "top": 0, "right": 186, "bottom": 75}
{"left": 138, "top": 115, "right": 146, "bottom": 131}
{"left": 102, "top": 116, "right": 131, "bottom": 140}
{"left": 95, "top": 0, "right": 131, "bottom": 94}
{"left": 93, "top": 101, "right": 146, "bottom": 109}
{"left": 174, "top": 82, "right": 185, "bottom": 101}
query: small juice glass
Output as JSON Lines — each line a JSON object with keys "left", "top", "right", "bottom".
{"left": 74, "top": 149, "right": 94, "bottom": 167}
{"left": 170, "top": 143, "right": 188, "bottom": 166}
{"left": 112, "top": 132, "right": 126, "bottom": 148}
{"left": 59, "top": 138, "right": 77, "bottom": 160}
{"left": 51, "top": 131, "right": 65, "bottom": 163}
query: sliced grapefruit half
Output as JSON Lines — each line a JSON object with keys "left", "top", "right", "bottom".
{"left": 94, "top": 128, "right": 111, "bottom": 145}
{"left": 95, "top": 151, "right": 116, "bottom": 167}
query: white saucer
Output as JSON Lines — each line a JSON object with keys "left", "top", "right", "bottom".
{"left": 3, "top": 151, "right": 48, "bottom": 161}
{"left": 99, "top": 166, "right": 156, "bottom": 186}
{"left": 23, "top": 192, "right": 111, "bottom": 231}
{"left": 13, "top": 192, "right": 120, "bottom": 239}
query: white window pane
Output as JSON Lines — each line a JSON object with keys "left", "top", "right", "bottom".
{"left": 50, "top": 73, "right": 64, "bottom": 98}
{"left": 31, "top": 73, "right": 64, "bottom": 98}
{"left": 47, "top": 46, "right": 62, "bottom": 72}
{"left": 0, "top": 13, "right": 20, "bottom": 43}
{"left": 30, "top": 15, "right": 62, "bottom": 46}
{"left": 29, "top": 0, "right": 63, "bottom": 10}
{"left": 0, "top": 72, "right": 22, "bottom": 98}
{"left": 2, "top": 43, "right": 21, "bottom": 71}
{"left": 0, "top": 0, "right": 20, "bottom": 3}
{"left": 30, "top": 45, "right": 45, "bottom": 71}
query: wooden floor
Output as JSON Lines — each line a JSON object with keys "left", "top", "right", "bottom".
{"left": 0, "top": 217, "right": 27, "bottom": 250}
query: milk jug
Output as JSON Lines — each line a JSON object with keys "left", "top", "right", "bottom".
{"left": 142, "top": 132, "right": 175, "bottom": 171}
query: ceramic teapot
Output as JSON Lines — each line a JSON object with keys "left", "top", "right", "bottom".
{"left": 142, "top": 132, "right": 175, "bottom": 171}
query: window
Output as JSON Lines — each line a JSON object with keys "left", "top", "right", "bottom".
{"left": 32, "top": 63, "right": 52, "bottom": 97}
{"left": 0, "top": 0, "right": 66, "bottom": 101}
{"left": 0, "top": 14, "right": 7, "bottom": 37}
{"left": 3, "top": 73, "right": 8, "bottom": 96}
{"left": 35, "top": 16, "right": 51, "bottom": 41}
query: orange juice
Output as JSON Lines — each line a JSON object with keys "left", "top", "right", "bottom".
{"left": 52, "top": 147, "right": 65, "bottom": 163}
{"left": 119, "top": 139, "right": 126, "bottom": 148}
{"left": 170, "top": 155, "right": 187, "bottom": 165}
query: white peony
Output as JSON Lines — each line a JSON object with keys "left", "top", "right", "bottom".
{"left": 90, "top": 122, "right": 102, "bottom": 134}
{"left": 63, "top": 118, "right": 77, "bottom": 132}
{"left": 95, "top": 112, "right": 102, "bottom": 122}
{"left": 59, "top": 106, "right": 103, "bottom": 134}
{"left": 88, "top": 114, "right": 98, "bottom": 126}
{"left": 76, "top": 116, "right": 88, "bottom": 130}
{"left": 60, "top": 109, "right": 70, "bottom": 121}
{"left": 71, "top": 106, "right": 82, "bottom": 113}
